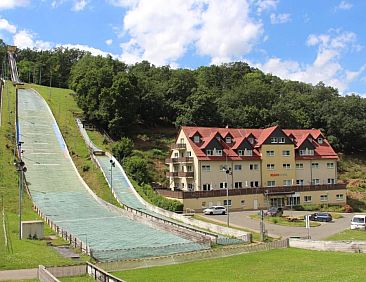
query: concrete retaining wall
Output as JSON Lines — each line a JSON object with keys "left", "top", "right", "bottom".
{"left": 47, "top": 265, "right": 86, "bottom": 278}
{"left": 289, "top": 238, "right": 366, "bottom": 253}
{"left": 38, "top": 265, "right": 60, "bottom": 282}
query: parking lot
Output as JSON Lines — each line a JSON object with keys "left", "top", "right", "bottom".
{"left": 201, "top": 210, "right": 354, "bottom": 240}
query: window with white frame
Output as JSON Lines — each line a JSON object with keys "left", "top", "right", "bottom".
{"left": 234, "top": 182, "right": 242, "bottom": 188}
{"left": 283, "top": 163, "right": 291, "bottom": 169}
{"left": 320, "top": 194, "right": 328, "bottom": 202}
{"left": 304, "top": 195, "right": 312, "bottom": 203}
{"left": 283, "top": 179, "right": 292, "bottom": 186}
{"left": 224, "top": 199, "right": 232, "bottom": 206}
{"left": 238, "top": 150, "right": 244, "bottom": 156}
{"left": 193, "top": 135, "right": 200, "bottom": 143}
{"left": 202, "top": 165, "right": 211, "bottom": 172}
{"left": 174, "top": 152, "right": 179, "bottom": 158}
{"left": 215, "top": 149, "right": 222, "bottom": 156}
{"left": 250, "top": 164, "right": 259, "bottom": 170}
{"left": 267, "top": 164, "right": 275, "bottom": 170}
{"left": 327, "top": 178, "right": 335, "bottom": 184}
{"left": 234, "top": 164, "right": 242, "bottom": 171}
{"left": 336, "top": 194, "right": 344, "bottom": 201}
{"left": 188, "top": 183, "right": 194, "bottom": 191}
{"left": 248, "top": 137, "right": 254, "bottom": 144}
{"left": 296, "top": 179, "right": 304, "bottom": 185}
{"left": 311, "top": 163, "right": 319, "bottom": 169}
{"left": 225, "top": 136, "right": 232, "bottom": 143}
{"left": 299, "top": 149, "right": 314, "bottom": 156}
{"left": 279, "top": 137, "right": 285, "bottom": 143}
{"left": 270, "top": 137, "right": 278, "bottom": 143}
{"left": 202, "top": 184, "right": 211, "bottom": 191}
{"left": 327, "top": 162, "right": 334, "bottom": 169}
{"left": 206, "top": 149, "right": 212, "bottom": 156}
{"left": 312, "top": 179, "right": 320, "bottom": 185}
{"left": 317, "top": 137, "right": 323, "bottom": 144}
{"left": 244, "top": 149, "right": 253, "bottom": 156}
{"left": 296, "top": 163, "right": 304, "bottom": 169}
{"left": 282, "top": 150, "right": 290, "bottom": 156}
{"left": 266, "top": 150, "right": 275, "bottom": 156}
{"left": 216, "top": 135, "right": 221, "bottom": 141}
{"left": 250, "top": 181, "right": 259, "bottom": 187}
{"left": 220, "top": 182, "right": 228, "bottom": 189}
{"left": 267, "top": 181, "right": 276, "bottom": 187}
{"left": 186, "top": 151, "right": 192, "bottom": 157}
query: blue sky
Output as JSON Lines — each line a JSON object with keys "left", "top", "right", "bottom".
{"left": 0, "top": 0, "right": 365, "bottom": 95}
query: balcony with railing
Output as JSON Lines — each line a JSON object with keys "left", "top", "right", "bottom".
{"left": 171, "top": 143, "right": 187, "bottom": 150}
{"left": 165, "top": 157, "right": 194, "bottom": 164}
{"left": 166, "top": 171, "right": 194, "bottom": 178}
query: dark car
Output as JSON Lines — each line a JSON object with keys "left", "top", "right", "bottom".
{"left": 266, "top": 207, "right": 284, "bottom": 217}
{"left": 309, "top": 213, "right": 332, "bottom": 222}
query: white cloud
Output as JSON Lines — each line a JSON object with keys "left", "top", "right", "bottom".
{"left": 119, "top": 0, "right": 263, "bottom": 66}
{"left": 72, "top": 0, "right": 88, "bottom": 11}
{"left": 256, "top": 30, "right": 364, "bottom": 93}
{"left": 0, "top": 18, "right": 17, "bottom": 33}
{"left": 197, "top": 0, "right": 263, "bottom": 65}
{"left": 105, "top": 39, "right": 113, "bottom": 46}
{"left": 13, "top": 30, "right": 53, "bottom": 50}
{"left": 270, "top": 13, "right": 291, "bottom": 24}
{"left": 59, "top": 43, "right": 115, "bottom": 57}
{"left": 0, "top": 0, "right": 29, "bottom": 10}
{"left": 107, "top": 0, "right": 138, "bottom": 7}
{"left": 337, "top": 1, "right": 352, "bottom": 10}
{"left": 254, "top": 0, "right": 278, "bottom": 14}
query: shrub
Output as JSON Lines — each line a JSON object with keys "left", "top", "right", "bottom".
{"left": 82, "top": 164, "right": 90, "bottom": 172}
{"left": 124, "top": 156, "right": 152, "bottom": 184}
{"left": 112, "top": 137, "right": 134, "bottom": 162}
{"left": 295, "top": 204, "right": 319, "bottom": 211}
{"left": 343, "top": 204, "right": 353, "bottom": 213}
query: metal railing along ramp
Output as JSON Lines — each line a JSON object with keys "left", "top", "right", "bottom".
{"left": 17, "top": 88, "right": 210, "bottom": 261}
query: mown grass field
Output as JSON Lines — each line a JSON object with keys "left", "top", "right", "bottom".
{"left": 115, "top": 248, "right": 366, "bottom": 282}
{"left": 0, "top": 82, "right": 90, "bottom": 270}
{"left": 326, "top": 229, "right": 366, "bottom": 241}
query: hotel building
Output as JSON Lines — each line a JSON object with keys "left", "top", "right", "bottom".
{"left": 163, "top": 126, "right": 347, "bottom": 211}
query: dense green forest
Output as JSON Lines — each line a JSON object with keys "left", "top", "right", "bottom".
{"left": 2, "top": 44, "right": 366, "bottom": 153}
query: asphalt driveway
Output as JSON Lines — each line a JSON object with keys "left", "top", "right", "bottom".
{"left": 201, "top": 210, "right": 354, "bottom": 240}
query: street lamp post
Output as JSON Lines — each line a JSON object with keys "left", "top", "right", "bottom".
{"left": 224, "top": 167, "right": 232, "bottom": 227}
{"left": 109, "top": 159, "right": 115, "bottom": 203}
{"left": 15, "top": 141, "right": 26, "bottom": 240}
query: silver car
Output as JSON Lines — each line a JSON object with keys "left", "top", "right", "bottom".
{"left": 203, "top": 206, "right": 227, "bottom": 215}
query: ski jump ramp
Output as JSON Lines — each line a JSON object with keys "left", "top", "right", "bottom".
{"left": 17, "top": 88, "right": 209, "bottom": 261}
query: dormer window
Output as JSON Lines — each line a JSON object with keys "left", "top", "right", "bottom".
{"left": 270, "top": 137, "right": 278, "bottom": 143}
{"left": 279, "top": 137, "right": 285, "bottom": 143}
{"left": 317, "top": 138, "right": 323, "bottom": 144}
{"left": 225, "top": 136, "right": 232, "bottom": 144}
{"left": 299, "top": 149, "right": 314, "bottom": 156}
{"left": 206, "top": 149, "right": 212, "bottom": 156}
{"left": 238, "top": 150, "right": 244, "bottom": 156}
{"left": 193, "top": 135, "right": 200, "bottom": 143}
{"left": 215, "top": 149, "right": 222, "bottom": 156}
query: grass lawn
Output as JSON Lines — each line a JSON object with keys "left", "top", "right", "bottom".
{"left": 60, "top": 275, "right": 96, "bottom": 282}
{"left": 114, "top": 248, "right": 366, "bottom": 282}
{"left": 326, "top": 229, "right": 366, "bottom": 241}
{"left": 249, "top": 214, "right": 321, "bottom": 227}
{"left": 0, "top": 82, "right": 89, "bottom": 270}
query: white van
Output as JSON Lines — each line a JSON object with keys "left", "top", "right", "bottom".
{"left": 351, "top": 214, "right": 366, "bottom": 230}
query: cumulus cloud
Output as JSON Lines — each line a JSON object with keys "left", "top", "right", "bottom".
{"left": 105, "top": 39, "right": 113, "bottom": 46}
{"left": 257, "top": 30, "right": 364, "bottom": 93}
{"left": 59, "top": 43, "right": 115, "bottom": 57}
{"left": 337, "top": 1, "right": 352, "bottom": 10}
{"left": 254, "top": 0, "right": 278, "bottom": 14}
{"left": 13, "top": 30, "right": 53, "bottom": 50}
{"left": 119, "top": 0, "right": 263, "bottom": 66}
{"left": 0, "top": 18, "right": 17, "bottom": 33}
{"left": 0, "top": 0, "right": 29, "bottom": 10}
{"left": 270, "top": 13, "right": 291, "bottom": 24}
{"left": 72, "top": 0, "right": 88, "bottom": 11}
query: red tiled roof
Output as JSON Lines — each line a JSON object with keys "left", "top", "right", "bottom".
{"left": 180, "top": 126, "right": 338, "bottom": 160}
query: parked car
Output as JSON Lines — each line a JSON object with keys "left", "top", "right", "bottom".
{"left": 309, "top": 213, "right": 332, "bottom": 222}
{"left": 266, "top": 207, "right": 283, "bottom": 217}
{"left": 203, "top": 206, "right": 227, "bottom": 215}
{"left": 351, "top": 214, "right": 366, "bottom": 230}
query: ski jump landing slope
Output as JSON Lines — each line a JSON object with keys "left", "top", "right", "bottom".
{"left": 17, "top": 88, "right": 209, "bottom": 262}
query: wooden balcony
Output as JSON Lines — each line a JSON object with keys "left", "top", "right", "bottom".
{"left": 156, "top": 183, "right": 347, "bottom": 199}
{"left": 170, "top": 143, "right": 187, "bottom": 150}
{"left": 165, "top": 157, "right": 194, "bottom": 164}
{"left": 166, "top": 171, "right": 194, "bottom": 178}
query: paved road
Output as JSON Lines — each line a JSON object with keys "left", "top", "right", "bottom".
{"left": 0, "top": 268, "right": 38, "bottom": 281}
{"left": 202, "top": 210, "right": 353, "bottom": 240}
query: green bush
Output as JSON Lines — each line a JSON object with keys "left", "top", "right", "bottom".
{"left": 124, "top": 156, "right": 151, "bottom": 184}
{"left": 295, "top": 204, "right": 319, "bottom": 211}
{"left": 134, "top": 182, "right": 183, "bottom": 212}
{"left": 112, "top": 137, "right": 134, "bottom": 162}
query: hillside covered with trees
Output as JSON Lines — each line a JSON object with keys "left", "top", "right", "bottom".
{"left": 3, "top": 45, "right": 366, "bottom": 153}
